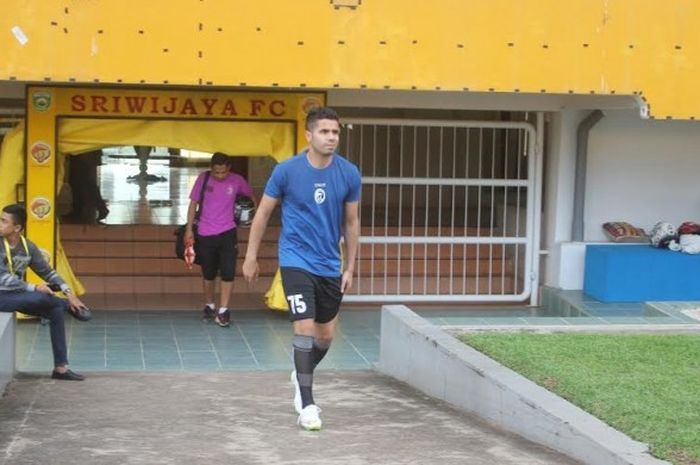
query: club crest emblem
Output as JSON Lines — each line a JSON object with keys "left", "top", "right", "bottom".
{"left": 32, "top": 92, "right": 52, "bottom": 112}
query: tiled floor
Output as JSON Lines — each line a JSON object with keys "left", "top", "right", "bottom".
{"left": 17, "top": 297, "right": 700, "bottom": 374}
{"left": 16, "top": 309, "right": 381, "bottom": 373}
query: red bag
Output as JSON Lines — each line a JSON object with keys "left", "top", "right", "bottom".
{"left": 678, "top": 221, "right": 700, "bottom": 235}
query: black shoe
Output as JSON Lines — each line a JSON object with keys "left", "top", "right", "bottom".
{"left": 68, "top": 307, "right": 92, "bottom": 322}
{"left": 202, "top": 306, "right": 216, "bottom": 321}
{"left": 97, "top": 206, "right": 109, "bottom": 221}
{"left": 215, "top": 309, "right": 230, "bottom": 327}
{"left": 51, "top": 369, "right": 85, "bottom": 381}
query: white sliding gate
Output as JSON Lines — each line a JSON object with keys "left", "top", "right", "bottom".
{"left": 340, "top": 117, "right": 542, "bottom": 304}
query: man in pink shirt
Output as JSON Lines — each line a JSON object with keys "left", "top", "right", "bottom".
{"left": 185, "top": 153, "right": 253, "bottom": 326}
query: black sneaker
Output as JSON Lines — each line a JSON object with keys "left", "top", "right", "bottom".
{"left": 215, "top": 309, "right": 230, "bottom": 327}
{"left": 97, "top": 206, "right": 109, "bottom": 221}
{"left": 202, "top": 306, "right": 216, "bottom": 321}
{"left": 51, "top": 369, "right": 85, "bottom": 381}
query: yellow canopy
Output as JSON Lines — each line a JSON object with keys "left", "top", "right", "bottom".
{"left": 1, "top": 118, "right": 295, "bottom": 297}
{"left": 58, "top": 118, "right": 294, "bottom": 161}
{"left": 0, "top": 122, "right": 24, "bottom": 210}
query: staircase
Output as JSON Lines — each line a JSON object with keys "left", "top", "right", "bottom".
{"left": 61, "top": 224, "right": 517, "bottom": 310}
{"left": 352, "top": 227, "right": 518, "bottom": 296}
{"left": 61, "top": 224, "right": 278, "bottom": 310}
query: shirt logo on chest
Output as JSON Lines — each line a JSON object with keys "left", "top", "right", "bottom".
{"left": 314, "top": 183, "right": 326, "bottom": 205}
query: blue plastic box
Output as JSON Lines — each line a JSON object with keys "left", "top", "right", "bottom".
{"left": 584, "top": 244, "right": 700, "bottom": 302}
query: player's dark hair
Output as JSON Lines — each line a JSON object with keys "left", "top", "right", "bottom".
{"left": 305, "top": 107, "right": 340, "bottom": 130}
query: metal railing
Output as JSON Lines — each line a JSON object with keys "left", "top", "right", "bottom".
{"left": 340, "top": 118, "right": 538, "bottom": 303}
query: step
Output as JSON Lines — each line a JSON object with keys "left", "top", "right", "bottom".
{"left": 348, "top": 276, "right": 517, "bottom": 296}
{"left": 80, "top": 292, "right": 267, "bottom": 311}
{"left": 357, "top": 243, "right": 508, "bottom": 259}
{"left": 60, "top": 224, "right": 500, "bottom": 242}
{"left": 71, "top": 257, "right": 280, "bottom": 276}
{"left": 356, "top": 258, "right": 513, "bottom": 276}
{"left": 78, "top": 275, "right": 272, "bottom": 295}
{"left": 60, "top": 224, "right": 282, "bottom": 242}
{"left": 63, "top": 241, "right": 279, "bottom": 259}
{"left": 77, "top": 274, "right": 517, "bottom": 297}
{"left": 69, "top": 256, "right": 511, "bottom": 278}
{"left": 63, "top": 241, "right": 508, "bottom": 261}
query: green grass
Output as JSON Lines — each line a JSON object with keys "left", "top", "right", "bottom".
{"left": 459, "top": 333, "right": 700, "bottom": 465}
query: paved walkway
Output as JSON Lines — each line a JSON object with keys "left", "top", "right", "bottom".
{"left": 0, "top": 371, "right": 578, "bottom": 465}
{"left": 10, "top": 302, "right": 693, "bottom": 465}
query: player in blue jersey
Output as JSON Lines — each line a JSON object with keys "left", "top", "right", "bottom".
{"left": 242, "top": 107, "right": 361, "bottom": 431}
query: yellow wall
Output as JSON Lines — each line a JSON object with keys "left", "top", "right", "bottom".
{"left": 1, "top": 1, "right": 699, "bottom": 119}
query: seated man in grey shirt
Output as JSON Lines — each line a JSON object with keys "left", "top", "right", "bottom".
{"left": 0, "top": 204, "right": 91, "bottom": 381}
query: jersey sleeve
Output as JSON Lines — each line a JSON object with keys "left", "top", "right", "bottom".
{"left": 264, "top": 163, "right": 285, "bottom": 199}
{"left": 189, "top": 172, "right": 205, "bottom": 202}
{"left": 235, "top": 175, "right": 254, "bottom": 199}
{"left": 345, "top": 165, "right": 362, "bottom": 203}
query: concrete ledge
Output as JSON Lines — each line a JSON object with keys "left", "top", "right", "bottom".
{"left": 377, "top": 305, "right": 670, "bottom": 465}
{"left": 0, "top": 313, "right": 15, "bottom": 395}
{"left": 443, "top": 324, "right": 700, "bottom": 334}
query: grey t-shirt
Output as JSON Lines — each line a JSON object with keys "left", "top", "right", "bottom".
{"left": 0, "top": 237, "right": 69, "bottom": 293}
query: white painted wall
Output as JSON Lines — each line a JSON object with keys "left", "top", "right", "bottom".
{"left": 544, "top": 108, "right": 700, "bottom": 289}
{"left": 543, "top": 110, "right": 585, "bottom": 287}
{"left": 585, "top": 110, "right": 700, "bottom": 241}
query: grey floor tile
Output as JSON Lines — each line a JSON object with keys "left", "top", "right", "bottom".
{"left": 599, "top": 317, "right": 648, "bottom": 324}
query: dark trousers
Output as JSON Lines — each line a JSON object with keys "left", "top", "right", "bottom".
{"left": 0, "top": 291, "right": 70, "bottom": 366}
{"left": 195, "top": 228, "right": 238, "bottom": 281}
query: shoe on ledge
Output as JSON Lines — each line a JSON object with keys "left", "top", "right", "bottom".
{"left": 68, "top": 307, "right": 92, "bottom": 322}
{"left": 97, "top": 207, "right": 109, "bottom": 221}
{"left": 51, "top": 369, "right": 85, "bottom": 381}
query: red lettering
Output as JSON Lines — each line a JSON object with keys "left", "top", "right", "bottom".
{"left": 150, "top": 96, "right": 159, "bottom": 114}
{"left": 162, "top": 97, "right": 177, "bottom": 114}
{"left": 180, "top": 98, "right": 197, "bottom": 115}
{"left": 91, "top": 96, "right": 108, "bottom": 112}
{"left": 125, "top": 96, "right": 147, "bottom": 113}
{"left": 71, "top": 95, "right": 85, "bottom": 112}
{"left": 112, "top": 96, "right": 121, "bottom": 113}
{"left": 221, "top": 99, "right": 237, "bottom": 116}
{"left": 270, "top": 100, "right": 285, "bottom": 117}
{"left": 201, "top": 98, "right": 217, "bottom": 116}
{"left": 250, "top": 99, "right": 265, "bottom": 116}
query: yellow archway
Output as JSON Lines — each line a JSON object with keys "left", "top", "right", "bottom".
{"left": 20, "top": 85, "right": 325, "bottom": 293}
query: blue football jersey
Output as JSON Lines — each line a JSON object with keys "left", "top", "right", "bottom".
{"left": 264, "top": 151, "right": 361, "bottom": 277}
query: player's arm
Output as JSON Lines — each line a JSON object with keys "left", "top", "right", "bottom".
{"left": 341, "top": 201, "right": 360, "bottom": 292}
{"left": 242, "top": 194, "right": 279, "bottom": 283}
{"left": 184, "top": 199, "right": 197, "bottom": 242}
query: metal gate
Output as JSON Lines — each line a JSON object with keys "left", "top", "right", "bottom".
{"left": 339, "top": 118, "right": 542, "bottom": 303}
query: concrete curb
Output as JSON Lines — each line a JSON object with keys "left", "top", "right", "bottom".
{"left": 377, "top": 305, "right": 671, "bottom": 465}
{"left": 442, "top": 324, "right": 700, "bottom": 334}
{"left": 0, "top": 313, "right": 15, "bottom": 395}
